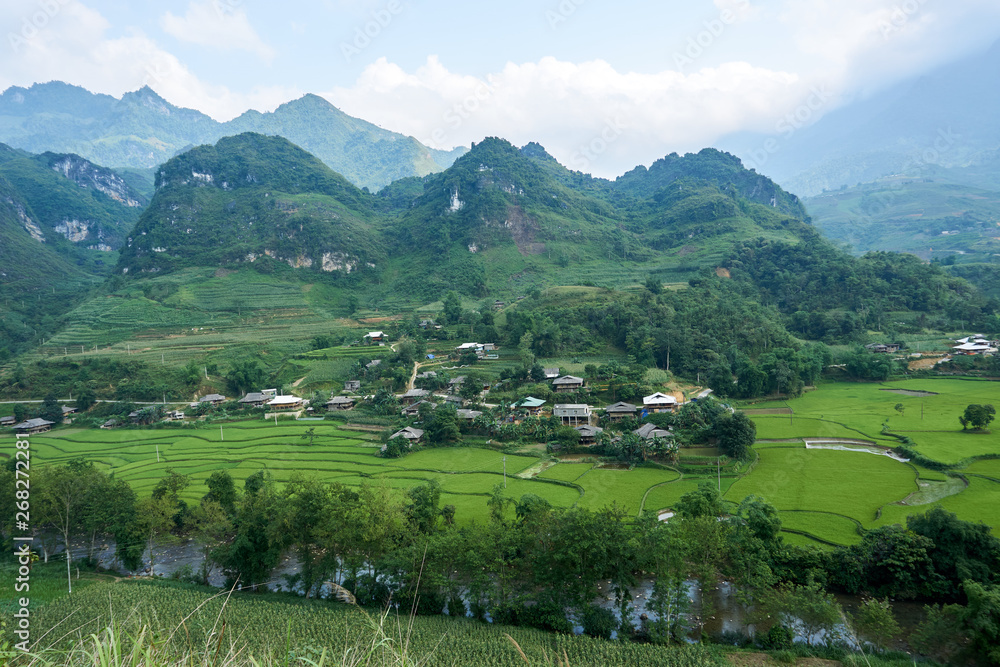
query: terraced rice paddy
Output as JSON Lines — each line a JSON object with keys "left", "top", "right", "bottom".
{"left": 17, "top": 423, "right": 683, "bottom": 524}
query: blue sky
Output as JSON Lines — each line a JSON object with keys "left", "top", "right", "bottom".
{"left": 3, "top": 0, "right": 1000, "bottom": 177}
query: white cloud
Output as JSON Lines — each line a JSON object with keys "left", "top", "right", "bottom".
{"left": 160, "top": 0, "right": 275, "bottom": 62}
{"left": 325, "top": 55, "right": 805, "bottom": 177}
{"left": 779, "top": 0, "right": 1000, "bottom": 94}
{"left": 0, "top": 0, "right": 294, "bottom": 121}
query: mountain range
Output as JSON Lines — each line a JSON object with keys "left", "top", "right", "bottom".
{"left": 115, "top": 133, "right": 811, "bottom": 302}
{"left": 0, "top": 82, "right": 466, "bottom": 193}
{"left": 720, "top": 41, "right": 1000, "bottom": 197}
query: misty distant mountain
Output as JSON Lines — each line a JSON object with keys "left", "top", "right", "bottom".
{"left": 0, "top": 82, "right": 466, "bottom": 191}
{"left": 720, "top": 41, "right": 1000, "bottom": 197}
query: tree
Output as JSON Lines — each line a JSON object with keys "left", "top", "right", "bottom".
{"left": 675, "top": 482, "right": 725, "bottom": 519}
{"left": 34, "top": 460, "right": 104, "bottom": 592}
{"left": 907, "top": 507, "right": 1000, "bottom": 590}
{"left": 152, "top": 469, "right": 190, "bottom": 529}
{"left": 188, "top": 499, "right": 233, "bottom": 585}
{"left": 39, "top": 392, "right": 63, "bottom": 425}
{"left": 425, "top": 404, "right": 460, "bottom": 446}
{"left": 767, "top": 582, "right": 843, "bottom": 646}
{"left": 216, "top": 470, "right": 285, "bottom": 591}
{"left": 407, "top": 481, "right": 442, "bottom": 534}
{"left": 204, "top": 470, "right": 238, "bottom": 517}
{"left": 644, "top": 275, "right": 663, "bottom": 294}
{"left": 301, "top": 427, "right": 317, "bottom": 446}
{"left": 715, "top": 411, "right": 756, "bottom": 461}
{"left": 894, "top": 402, "right": 905, "bottom": 418}
{"left": 136, "top": 494, "right": 177, "bottom": 574}
{"left": 848, "top": 597, "right": 900, "bottom": 651}
{"left": 832, "top": 525, "right": 942, "bottom": 599}
{"left": 442, "top": 291, "right": 462, "bottom": 324}
{"left": 370, "top": 388, "right": 398, "bottom": 416}
{"left": 75, "top": 387, "right": 96, "bottom": 412}
{"left": 963, "top": 581, "right": 1000, "bottom": 665}
{"left": 961, "top": 404, "right": 996, "bottom": 431}
{"left": 226, "top": 360, "right": 267, "bottom": 396}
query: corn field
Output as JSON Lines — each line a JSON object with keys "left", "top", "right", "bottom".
{"left": 20, "top": 582, "right": 728, "bottom": 667}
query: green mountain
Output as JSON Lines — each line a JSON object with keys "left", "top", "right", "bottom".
{"left": 804, "top": 177, "right": 1000, "bottom": 262}
{"left": 116, "top": 134, "right": 815, "bottom": 303}
{"left": 0, "top": 82, "right": 466, "bottom": 191}
{"left": 0, "top": 170, "right": 103, "bottom": 356}
{"left": 119, "top": 133, "right": 384, "bottom": 276}
{"left": 224, "top": 94, "right": 464, "bottom": 190}
{"left": 0, "top": 144, "right": 146, "bottom": 253}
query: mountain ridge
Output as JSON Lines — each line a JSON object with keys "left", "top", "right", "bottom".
{"left": 0, "top": 82, "right": 468, "bottom": 192}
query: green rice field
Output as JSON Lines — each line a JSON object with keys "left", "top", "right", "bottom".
{"left": 11, "top": 422, "right": 685, "bottom": 525}
{"left": 746, "top": 378, "right": 1000, "bottom": 464}
{"left": 12, "top": 378, "right": 1000, "bottom": 549}
{"left": 737, "top": 377, "right": 1000, "bottom": 544}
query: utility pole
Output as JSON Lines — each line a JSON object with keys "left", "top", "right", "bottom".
{"left": 502, "top": 456, "right": 507, "bottom": 488}
{"left": 717, "top": 457, "right": 721, "bottom": 492}
{"left": 220, "top": 426, "right": 224, "bottom": 441}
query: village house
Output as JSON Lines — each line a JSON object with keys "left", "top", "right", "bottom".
{"left": 390, "top": 426, "right": 424, "bottom": 443}
{"left": 552, "top": 375, "right": 584, "bottom": 393}
{"left": 365, "top": 359, "right": 382, "bottom": 370}
{"left": 553, "top": 403, "right": 592, "bottom": 425}
{"left": 400, "top": 388, "right": 431, "bottom": 405}
{"left": 344, "top": 380, "right": 361, "bottom": 392}
{"left": 455, "top": 342, "right": 498, "bottom": 358}
{"left": 416, "top": 371, "right": 438, "bottom": 380}
{"left": 445, "top": 394, "right": 466, "bottom": 407}
{"left": 865, "top": 343, "right": 901, "bottom": 354}
{"left": 634, "top": 423, "right": 673, "bottom": 441}
{"left": 15, "top": 418, "right": 55, "bottom": 434}
{"left": 101, "top": 418, "right": 122, "bottom": 429}
{"left": 165, "top": 410, "right": 185, "bottom": 421}
{"left": 456, "top": 409, "right": 482, "bottom": 421}
{"left": 402, "top": 400, "right": 437, "bottom": 417}
{"left": 267, "top": 395, "right": 304, "bottom": 411}
{"left": 363, "top": 331, "right": 386, "bottom": 345}
{"left": 543, "top": 367, "right": 561, "bottom": 379}
{"left": 199, "top": 394, "right": 227, "bottom": 406}
{"left": 0, "top": 415, "right": 16, "bottom": 427}
{"left": 575, "top": 424, "right": 604, "bottom": 446}
{"left": 604, "top": 401, "right": 638, "bottom": 421}
{"left": 643, "top": 392, "right": 678, "bottom": 413}
{"left": 952, "top": 336, "right": 998, "bottom": 355}
{"left": 239, "top": 392, "right": 269, "bottom": 408}
{"left": 448, "top": 376, "right": 466, "bottom": 390}
{"left": 514, "top": 396, "right": 546, "bottom": 415}
{"left": 326, "top": 396, "right": 355, "bottom": 411}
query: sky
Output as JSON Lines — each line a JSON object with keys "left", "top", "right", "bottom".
{"left": 3, "top": 0, "right": 1000, "bottom": 177}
